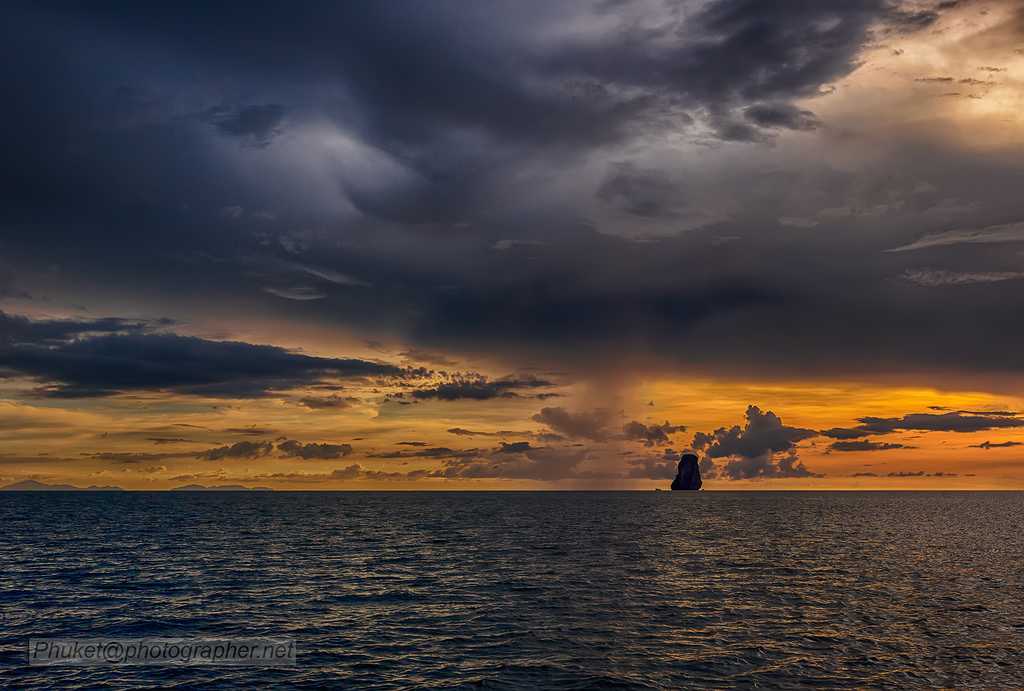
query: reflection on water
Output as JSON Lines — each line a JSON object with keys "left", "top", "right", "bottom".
{"left": 1, "top": 491, "right": 1023, "bottom": 688}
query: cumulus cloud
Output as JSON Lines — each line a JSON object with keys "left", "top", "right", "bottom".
{"left": 692, "top": 405, "right": 819, "bottom": 479}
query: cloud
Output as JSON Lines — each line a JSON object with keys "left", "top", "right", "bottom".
{"left": 886, "top": 221, "right": 1024, "bottom": 252}
{"left": 0, "top": 313, "right": 403, "bottom": 398}
{"left": 821, "top": 411, "right": 1024, "bottom": 439}
{"left": 277, "top": 440, "right": 354, "bottom": 460}
{"left": 625, "top": 449, "right": 681, "bottom": 480}
{"left": 901, "top": 269, "right": 1024, "bottom": 287}
{"left": 883, "top": 470, "right": 960, "bottom": 478}
{"left": 412, "top": 375, "right": 554, "bottom": 401}
{"left": 0, "top": 310, "right": 161, "bottom": 346}
{"left": 438, "top": 445, "right": 589, "bottom": 481}
{"left": 368, "top": 446, "right": 479, "bottom": 460}
{"left": 597, "top": 163, "right": 682, "bottom": 219}
{"left": 0, "top": 0, "right": 1019, "bottom": 414}
{"left": 971, "top": 440, "right": 1024, "bottom": 449}
{"left": 196, "top": 441, "right": 273, "bottom": 461}
{"left": 92, "top": 451, "right": 187, "bottom": 464}
{"left": 532, "top": 407, "right": 614, "bottom": 441}
{"left": 198, "top": 104, "right": 286, "bottom": 148}
{"left": 829, "top": 440, "right": 908, "bottom": 452}
{"left": 223, "top": 427, "right": 276, "bottom": 436}
{"left": 744, "top": 103, "right": 821, "bottom": 131}
{"left": 622, "top": 420, "right": 686, "bottom": 447}
{"left": 400, "top": 349, "right": 458, "bottom": 367}
{"left": 298, "top": 395, "right": 354, "bottom": 410}
{"left": 692, "top": 405, "right": 818, "bottom": 479}
{"left": 263, "top": 285, "right": 327, "bottom": 301}
{"left": 446, "top": 427, "right": 563, "bottom": 442}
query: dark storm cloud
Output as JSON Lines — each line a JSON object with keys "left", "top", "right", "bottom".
{"left": 277, "top": 440, "right": 354, "bottom": 460}
{"left": 0, "top": 312, "right": 404, "bottom": 398}
{"left": 828, "top": 440, "right": 908, "bottom": 452}
{"left": 1, "top": 0, "right": 1011, "bottom": 392}
{"left": 411, "top": 375, "right": 554, "bottom": 401}
{"left": 821, "top": 412, "right": 1024, "bottom": 439}
{"left": 693, "top": 406, "right": 819, "bottom": 479}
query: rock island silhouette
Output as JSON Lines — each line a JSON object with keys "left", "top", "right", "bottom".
{"left": 671, "top": 453, "right": 702, "bottom": 491}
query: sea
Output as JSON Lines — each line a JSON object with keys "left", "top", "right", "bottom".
{"left": 1, "top": 491, "right": 1022, "bottom": 689}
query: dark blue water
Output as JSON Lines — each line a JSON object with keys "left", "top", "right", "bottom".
{"left": 1, "top": 492, "right": 1023, "bottom": 688}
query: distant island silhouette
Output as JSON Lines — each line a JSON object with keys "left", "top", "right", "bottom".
{"left": 0, "top": 480, "right": 123, "bottom": 491}
{"left": 170, "top": 484, "right": 273, "bottom": 491}
{"left": 0, "top": 480, "right": 272, "bottom": 492}
{"left": 670, "top": 453, "right": 702, "bottom": 491}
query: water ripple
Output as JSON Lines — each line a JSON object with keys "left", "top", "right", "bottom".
{"left": 1, "top": 491, "right": 1023, "bottom": 688}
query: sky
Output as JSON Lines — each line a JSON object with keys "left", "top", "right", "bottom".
{"left": 2, "top": 0, "right": 1024, "bottom": 490}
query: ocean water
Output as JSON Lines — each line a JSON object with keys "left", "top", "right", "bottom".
{"left": 1, "top": 491, "right": 1023, "bottom": 689}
